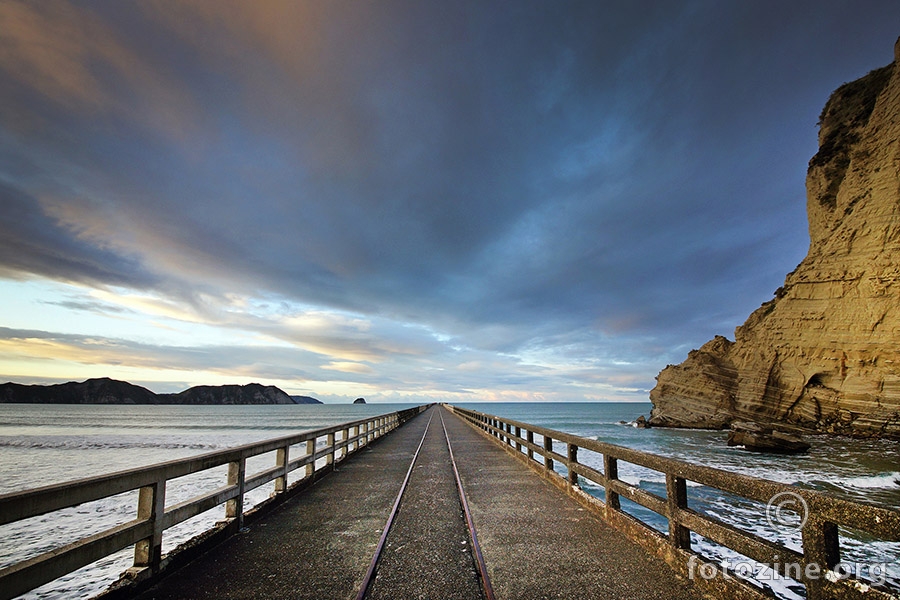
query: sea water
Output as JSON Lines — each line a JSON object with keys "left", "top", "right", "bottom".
{"left": 1, "top": 402, "right": 897, "bottom": 599}
{"left": 0, "top": 403, "right": 412, "bottom": 599}
{"left": 455, "top": 402, "right": 900, "bottom": 600}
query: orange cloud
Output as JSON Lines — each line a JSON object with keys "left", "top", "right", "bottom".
{"left": 0, "top": 0, "right": 201, "bottom": 143}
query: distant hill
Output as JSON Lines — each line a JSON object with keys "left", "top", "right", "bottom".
{"left": 158, "top": 383, "right": 294, "bottom": 405}
{"left": 291, "top": 395, "right": 323, "bottom": 404}
{"left": 0, "top": 378, "right": 317, "bottom": 405}
{"left": 0, "top": 378, "right": 157, "bottom": 404}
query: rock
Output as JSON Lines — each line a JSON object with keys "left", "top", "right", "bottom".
{"left": 353, "top": 397, "right": 366, "bottom": 404}
{"left": 727, "top": 422, "right": 811, "bottom": 454}
{"left": 634, "top": 415, "right": 651, "bottom": 429}
{"left": 650, "top": 38, "right": 900, "bottom": 439}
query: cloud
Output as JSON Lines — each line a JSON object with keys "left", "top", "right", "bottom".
{"left": 1, "top": 1, "right": 900, "bottom": 400}
{"left": 0, "top": 0, "right": 202, "bottom": 143}
{"left": 0, "top": 181, "right": 157, "bottom": 289}
{"left": 322, "top": 362, "right": 376, "bottom": 375}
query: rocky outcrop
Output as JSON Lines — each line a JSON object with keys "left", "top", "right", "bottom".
{"left": 650, "top": 39, "right": 900, "bottom": 439}
{"left": 353, "top": 397, "right": 366, "bottom": 404}
{"left": 0, "top": 378, "right": 301, "bottom": 405}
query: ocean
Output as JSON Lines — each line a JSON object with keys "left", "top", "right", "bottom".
{"left": 0, "top": 402, "right": 897, "bottom": 599}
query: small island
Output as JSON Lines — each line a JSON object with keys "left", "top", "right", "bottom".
{"left": 353, "top": 397, "right": 366, "bottom": 404}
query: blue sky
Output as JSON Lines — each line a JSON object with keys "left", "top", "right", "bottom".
{"left": 1, "top": 1, "right": 899, "bottom": 402}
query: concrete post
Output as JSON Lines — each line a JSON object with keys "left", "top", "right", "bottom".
{"left": 275, "top": 445, "right": 289, "bottom": 493}
{"left": 665, "top": 473, "right": 690, "bottom": 549}
{"left": 567, "top": 443, "right": 579, "bottom": 488}
{"left": 326, "top": 433, "right": 335, "bottom": 467}
{"left": 604, "top": 455, "right": 620, "bottom": 513}
{"left": 133, "top": 480, "right": 166, "bottom": 570}
{"left": 802, "top": 515, "right": 839, "bottom": 600}
{"left": 225, "top": 459, "right": 245, "bottom": 529}
{"left": 543, "top": 436, "right": 554, "bottom": 471}
{"left": 304, "top": 439, "right": 315, "bottom": 478}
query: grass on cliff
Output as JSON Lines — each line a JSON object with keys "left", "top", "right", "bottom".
{"left": 811, "top": 63, "right": 893, "bottom": 209}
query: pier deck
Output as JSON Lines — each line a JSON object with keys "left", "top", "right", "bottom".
{"left": 131, "top": 406, "right": 702, "bottom": 600}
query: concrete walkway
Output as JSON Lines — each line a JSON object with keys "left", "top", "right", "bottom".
{"left": 441, "top": 409, "right": 701, "bottom": 600}
{"left": 132, "top": 406, "right": 703, "bottom": 600}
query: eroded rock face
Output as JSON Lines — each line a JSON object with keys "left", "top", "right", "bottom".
{"left": 650, "top": 39, "right": 900, "bottom": 439}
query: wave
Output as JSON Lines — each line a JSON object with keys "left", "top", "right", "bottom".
{"left": 0, "top": 437, "right": 223, "bottom": 451}
{"left": 810, "top": 471, "right": 900, "bottom": 490}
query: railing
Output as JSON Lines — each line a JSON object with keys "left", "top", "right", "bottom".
{"left": 0, "top": 405, "right": 429, "bottom": 600}
{"left": 448, "top": 405, "right": 900, "bottom": 600}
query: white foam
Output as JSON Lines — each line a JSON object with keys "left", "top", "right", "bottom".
{"left": 831, "top": 472, "right": 900, "bottom": 490}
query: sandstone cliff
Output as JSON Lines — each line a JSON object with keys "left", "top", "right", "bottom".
{"left": 650, "top": 39, "right": 900, "bottom": 439}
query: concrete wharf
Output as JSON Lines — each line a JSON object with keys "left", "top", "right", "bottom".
{"left": 1, "top": 404, "right": 898, "bottom": 600}
{"left": 127, "top": 405, "right": 699, "bottom": 600}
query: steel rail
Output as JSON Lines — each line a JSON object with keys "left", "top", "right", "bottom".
{"left": 354, "top": 409, "right": 435, "bottom": 600}
{"left": 439, "top": 410, "right": 496, "bottom": 600}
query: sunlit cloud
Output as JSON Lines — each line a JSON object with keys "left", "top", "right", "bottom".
{"left": 322, "top": 362, "right": 376, "bottom": 375}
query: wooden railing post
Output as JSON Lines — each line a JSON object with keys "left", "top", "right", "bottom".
{"left": 802, "top": 516, "right": 840, "bottom": 600}
{"left": 544, "top": 435, "right": 554, "bottom": 471}
{"left": 326, "top": 433, "right": 335, "bottom": 467}
{"left": 526, "top": 430, "right": 534, "bottom": 460}
{"left": 133, "top": 479, "right": 166, "bottom": 570}
{"left": 274, "top": 444, "right": 289, "bottom": 494}
{"left": 567, "top": 443, "right": 579, "bottom": 488}
{"left": 603, "top": 455, "right": 620, "bottom": 513}
{"left": 304, "top": 439, "right": 315, "bottom": 478}
{"left": 665, "top": 473, "right": 690, "bottom": 549}
{"left": 515, "top": 426, "right": 522, "bottom": 452}
{"left": 226, "top": 458, "right": 246, "bottom": 529}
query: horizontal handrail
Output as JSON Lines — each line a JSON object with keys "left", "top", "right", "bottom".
{"left": 0, "top": 404, "right": 430, "bottom": 600}
{"left": 448, "top": 404, "right": 900, "bottom": 600}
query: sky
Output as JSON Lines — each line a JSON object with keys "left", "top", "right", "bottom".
{"left": 0, "top": 1, "right": 898, "bottom": 403}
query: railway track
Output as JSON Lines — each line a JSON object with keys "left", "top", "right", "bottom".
{"left": 356, "top": 406, "right": 495, "bottom": 600}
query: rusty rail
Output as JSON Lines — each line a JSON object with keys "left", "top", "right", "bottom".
{"left": 0, "top": 405, "right": 430, "bottom": 600}
{"left": 438, "top": 410, "right": 495, "bottom": 600}
{"left": 447, "top": 404, "right": 900, "bottom": 600}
